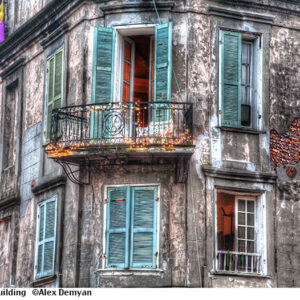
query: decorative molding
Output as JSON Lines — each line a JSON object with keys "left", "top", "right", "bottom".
{"left": 216, "top": 126, "right": 266, "bottom": 135}
{"left": 0, "top": 193, "right": 20, "bottom": 210}
{"left": 202, "top": 166, "right": 277, "bottom": 184}
{"left": 211, "top": 0, "right": 300, "bottom": 17}
{"left": 32, "top": 175, "right": 66, "bottom": 196}
{"left": 98, "top": 0, "right": 174, "bottom": 15}
{"left": 31, "top": 275, "right": 57, "bottom": 287}
{"left": 40, "top": 23, "right": 69, "bottom": 49}
{"left": 0, "top": 0, "right": 83, "bottom": 67}
{"left": 208, "top": 6, "right": 274, "bottom": 25}
{"left": 0, "top": 58, "right": 26, "bottom": 80}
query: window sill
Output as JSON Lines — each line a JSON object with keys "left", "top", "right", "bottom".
{"left": 216, "top": 126, "right": 266, "bottom": 135}
{"left": 96, "top": 269, "right": 164, "bottom": 276}
{"left": 209, "top": 270, "right": 271, "bottom": 279}
{"left": 32, "top": 275, "right": 57, "bottom": 287}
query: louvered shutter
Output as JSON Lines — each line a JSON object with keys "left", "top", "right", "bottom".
{"left": 221, "top": 31, "right": 242, "bottom": 127}
{"left": 154, "top": 23, "right": 172, "bottom": 122}
{"left": 130, "top": 186, "right": 157, "bottom": 269}
{"left": 91, "top": 27, "right": 115, "bottom": 139}
{"left": 45, "top": 49, "right": 63, "bottom": 141}
{"left": 36, "top": 197, "right": 57, "bottom": 279}
{"left": 106, "top": 186, "right": 130, "bottom": 268}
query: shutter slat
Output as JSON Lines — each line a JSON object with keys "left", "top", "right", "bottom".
{"left": 130, "top": 187, "right": 157, "bottom": 268}
{"left": 54, "top": 50, "right": 63, "bottom": 99}
{"left": 154, "top": 23, "right": 172, "bottom": 122}
{"left": 221, "top": 31, "right": 241, "bottom": 127}
{"left": 106, "top": 187, "right": 130, "bottom": 268}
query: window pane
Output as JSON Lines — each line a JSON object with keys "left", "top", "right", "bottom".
{"left": 238, "top": 240, "right": 245, "bottom": 252}
{"left": 247, "top": 201, "right": 255, "bottom": 213}
{"left": 238, "top": 226, "right": 245, "bottom": 239}
{"left": 247, "top": 227, "right": 255, "bottom": 240}
{"left": 238, "top": 200, "right": 245, "bottom": 211}
{"left": 238, "top": 213, "right": 245, "bottom": 225}
{"left": 247, "top": 213, "right": 254, "bottom": 226}
{"left": 247, "top": 241, "right": 254, "bottom": 253}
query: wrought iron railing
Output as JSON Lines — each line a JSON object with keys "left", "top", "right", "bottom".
{"left": 48, "top": 102, "right": 193, "bottom": 154}
{"left": 216, "top": 250, "right": 262, "bottom": 275}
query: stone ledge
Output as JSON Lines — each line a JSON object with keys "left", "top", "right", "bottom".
{"left": 32, "top": 275, "right": 57, "bottom": 287}
{"left": 0, "top": 57, "right": 26, "bottom": 79}
{"left": 97, "top": 269, "right": 164, "bottom": 276}
{"left": 0, "top": 193, "right": 20, "bottom": 210}
{"left": 208, "top": 5, "right": 274, "bottom": 25}
{"left": 202, "top": 166, "right": 277, "bottom": 184}
{"left": 98, "top": 0, "right": 174, "bottom": 15}
{"left": 32, "top": 175, "right": 66, "bottom": 195}
{"left": 215, "top": 126, "right": 267, "bottom": 135}
{"left": 209, "top": 270, "right": 272, "bottom": 280}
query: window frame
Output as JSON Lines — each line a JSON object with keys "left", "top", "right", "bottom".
{"left": 102, "top": 184, "right": 160, "bottom": 270}
{"left": 218, "top": 29, "right": 263, "bottom": 130}
{"left": 214, "top": 190, "right": 267, "bottom": 275}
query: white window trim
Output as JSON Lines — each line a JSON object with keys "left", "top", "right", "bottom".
{"left": 102, "top": 184, "right": 160, "bottom": 271}
{"left": 214, "top": 191, "right": 267, "bottom": 276}
{"left": 113, "top": 24, "right": 156, "bottom": 103}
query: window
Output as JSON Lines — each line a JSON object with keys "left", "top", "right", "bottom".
{"left": 3, "top": 83, "right": 18, "bottom": 169}
{"left": 105, "top": 186, "right": 158, "bottom": 269}
{"left": 219, "top": 30, "right": 261, "bottom": 129}
{"left": 35, "top": 196, "right": 57, "bottom": 279}
{"left": 44, "top": 48, "right": 64, "bottom": 143}
{"left": 215, "top": 191, "right": 265, "bottom": 274}
{"left": 91, "top": 24, "right": 172, "bottom": 139}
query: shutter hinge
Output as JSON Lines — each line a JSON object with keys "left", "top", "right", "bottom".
{"left": 104, "top": 198, "right": 108, "bottom": 204}
{"left": 155, "top": 197, "right": 159, "bottom": 202}
{"left": 220, "top": 41, "right": 223, "bottom": 45}
{"left": 219, "top": 110, "right": 222, "bottom": 115}
{"left": 154, "top": 252, "right": 158, "bottom": 256}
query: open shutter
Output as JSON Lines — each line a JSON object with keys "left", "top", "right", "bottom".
{"left": 45, "top": 49, "right": 63, "bottom": 141}
{"left": 130, "top": 186, "right": 157, "bottom": 269}
{"left": 221, "top": 30, "right": 242, "bottom": 127}
{"left": 91, "top": 27, "right": 115, "bottom": 139}
{"left": 154, "top": 22, "right": 172, "bottom": 122}
{"left": 106, "top": 186, "right": 130, "bottom": 268}
{"left": 36, "top": 197, "right": 57, "bottom": 279}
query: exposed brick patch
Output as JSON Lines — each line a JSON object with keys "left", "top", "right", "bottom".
{"left": 270, "top": 119, "right": 300, "bottom": 167}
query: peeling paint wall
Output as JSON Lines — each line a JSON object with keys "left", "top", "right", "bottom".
{"left": 0, "top": 0, "right": 299, "bottom": 288}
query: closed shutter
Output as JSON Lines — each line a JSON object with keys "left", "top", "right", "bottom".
{"left": 36, "top": 196, "right": 57, "bottom": 279}
{"left": 130, "top": 186, "right": 157, "bottom": 269}
{"left": 221, "top": 30, "right": 242, "bottom": 127}
{"left": 45, "top": 49, "right": 63, "bottom": 141}
{"left": 154, "top": 23, "right": 172, "bottom": 122}
{"left": 91, "top": 27, "right": 116, "bottom": 139}
{"left": 106, "top": 186, "right": 130, "bottom": 268}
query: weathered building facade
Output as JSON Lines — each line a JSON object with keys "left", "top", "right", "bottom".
{"left": 0, "top": 0, "right": 299, "bottom": 288}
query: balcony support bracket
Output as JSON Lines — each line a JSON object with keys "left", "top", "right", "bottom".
{"left": 55, "top": 159, "right": 91, "bottom": 185}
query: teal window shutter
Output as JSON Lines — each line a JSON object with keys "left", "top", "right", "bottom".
{"left": 91, "top": 27, "right": 116, "bottom": 139}
{"left": 221, "top": 30, "right": 242, "bottom": 127}
{"left": 106, "top": 186, "right": 130, "bottom": 269}
{"left": 36, "top": 196, "right": 57, "bottom": 279}
{"left": 154, "top": 22, "right": 172, "bottom": 122}
{"left": 130, "top": 186, "right": 157, "bottom": 269}
{"left": 45, "top": 49, "right": 63, "bottom": 142}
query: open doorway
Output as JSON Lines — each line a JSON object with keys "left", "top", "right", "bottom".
{"left": 121, "top": 34, "right": 155, "bottom": 128}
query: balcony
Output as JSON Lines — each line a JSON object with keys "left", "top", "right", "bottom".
{"left": 45, "top": 102, "right": 194, "bottom": 164}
